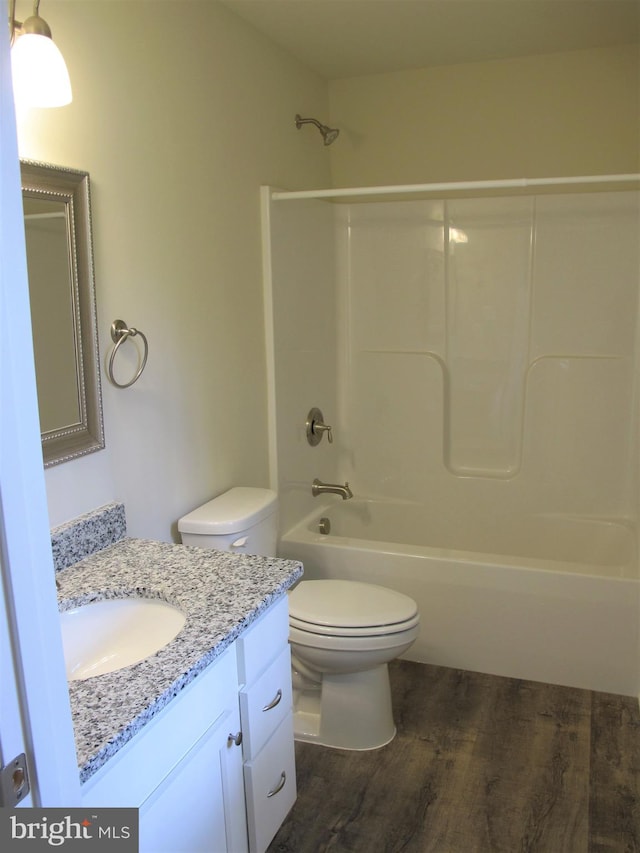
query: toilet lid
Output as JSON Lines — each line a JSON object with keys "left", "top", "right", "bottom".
{"left": 288, "top": 580, "right": 419, "bottom": 637}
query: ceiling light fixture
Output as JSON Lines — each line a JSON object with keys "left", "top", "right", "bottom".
{"left": 9, "top": 0, "right": 72, "bottom": 108}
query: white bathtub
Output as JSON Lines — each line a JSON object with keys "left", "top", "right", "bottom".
{"left": 278, "top": 500, "right": 639, "bottom": 696}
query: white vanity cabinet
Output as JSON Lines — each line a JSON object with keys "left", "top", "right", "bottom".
{"left": 79, "top": 594, "right": 296, "bottom": 853}
{"left": 81, "top": 643, "right": 248, "bottom": 852}
{"left": 236, "top": 595, "right": 296, "bottom": 853}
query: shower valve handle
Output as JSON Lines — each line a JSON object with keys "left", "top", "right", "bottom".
{"left": 314, "top": 422, "right": 333, "bottom": 443}
{"left": 306, "top": 407, "right": 333, "bottom": 445}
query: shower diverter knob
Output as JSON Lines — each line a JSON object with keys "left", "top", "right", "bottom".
{"left": 306, "top": 407, "right": 333, "bottom": 445}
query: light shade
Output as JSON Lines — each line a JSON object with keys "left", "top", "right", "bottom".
{"left": 11, "top": 32, "right": 72, "bottom": 108}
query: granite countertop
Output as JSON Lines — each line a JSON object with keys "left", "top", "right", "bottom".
{"left": 56, "top": 537, "right": 303, "bottom": 784}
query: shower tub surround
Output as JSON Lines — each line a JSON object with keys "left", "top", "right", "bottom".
{"left": 264, "top": 182, "right": 640, "bottom": 699}
{"left": 54, "top": 506, "right": 302, "bottom": 783}
{"left": 265, "top": 188, "right": 640, "bottom": 530}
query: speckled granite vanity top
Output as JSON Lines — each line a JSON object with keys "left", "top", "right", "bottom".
{"left": 56, "top": 536, "right": 302, "bottom": 784}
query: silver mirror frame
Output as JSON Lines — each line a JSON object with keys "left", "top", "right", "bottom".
{"left": 21, "top": 160, "right": 105, "bottom": 467}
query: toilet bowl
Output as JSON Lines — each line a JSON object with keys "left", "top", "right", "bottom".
{"left": 178, "top": 488, "right": 420, "bottom": 751}
{"left": 288, "top": 579, "right": 420, "bottom": 750}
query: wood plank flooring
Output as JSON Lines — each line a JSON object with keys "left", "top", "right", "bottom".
{"left": 268, "top": 660, "right": 640, "bottom": 853}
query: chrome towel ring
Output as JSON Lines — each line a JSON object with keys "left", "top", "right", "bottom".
{"left": 108, "top": 319, "right": 149, "bottom": 388}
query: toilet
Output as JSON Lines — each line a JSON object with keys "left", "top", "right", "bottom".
{"left": 178, "top": 487, "right": 420, "bottom": 751}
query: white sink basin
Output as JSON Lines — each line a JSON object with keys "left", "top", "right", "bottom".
{"left": 60, "top": 597, "right": 186, "bottom": 681}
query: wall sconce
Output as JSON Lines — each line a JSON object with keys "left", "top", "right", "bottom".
{"left": 9, "top": 0, "right": 72, "bottom": 108}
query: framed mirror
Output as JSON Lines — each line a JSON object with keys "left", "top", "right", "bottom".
{"left": 21, "top": 160, "right": 105, "bottom": 467}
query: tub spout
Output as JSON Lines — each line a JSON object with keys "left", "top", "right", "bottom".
{"left": 312, "top": 478, "right": 353, "bottom": 500}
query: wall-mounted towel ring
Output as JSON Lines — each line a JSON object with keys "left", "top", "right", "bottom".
{"left": 108, "top": 319, "right": 149, "bottom": 388}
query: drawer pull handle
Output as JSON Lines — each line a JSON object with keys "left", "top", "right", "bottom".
{"left": 227, "top": 731, "right": 243, "bottom": 747}
{"left": 262, "top": 689, "right": 283, "bottom": 712}
{"left": 267, "top": 771, "right": 286, "bottom": 798}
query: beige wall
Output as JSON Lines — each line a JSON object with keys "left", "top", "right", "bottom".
{"left": 328, "top": 44, "right": 640, "bottom": 187}
{"left": 17, "top": 1, "right": 331, "bottom": 539}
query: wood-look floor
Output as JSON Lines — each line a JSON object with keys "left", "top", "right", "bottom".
{"left": 268, "top": 660, "right": 640, "bottom": 853}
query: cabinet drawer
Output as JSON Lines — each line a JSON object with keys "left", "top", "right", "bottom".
{"left": 236, "top": 595, "right": 289, "bottom": 686}
{"left": 244, "top": 713, "right": 296, "bottom": 853}
{"left": 82, "top": 645, "right": 238, "bottom": 807}
{"left": 240, "top": 644, "right": 292, "bottom": 760}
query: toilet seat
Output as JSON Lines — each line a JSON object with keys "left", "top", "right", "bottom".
{"left": 289, "top": 579, "right": 419, "bottom": 638}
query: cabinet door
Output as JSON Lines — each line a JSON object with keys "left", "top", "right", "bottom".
{"left": 220, "top": 708, "right": 250, "bottom": 853}
{"left": 81, "top": 647, "right": 239, "bottom": 809}
{"left": 139, "top": 706, "right": 247, "bottom": 853}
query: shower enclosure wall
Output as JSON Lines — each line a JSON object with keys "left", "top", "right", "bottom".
{"left": 262, "top": 182, "right": 640, "bottom": 695}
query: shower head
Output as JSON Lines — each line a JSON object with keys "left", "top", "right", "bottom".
{"left": 322, "top": 126, "right": 340, "bottom": 146}
{"left": 295, "top": 114, "right": 340, "bottom": 146}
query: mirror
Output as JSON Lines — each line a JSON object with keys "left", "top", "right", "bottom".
{"left": 21, "top": 160, "right": 105, "bottom": 467}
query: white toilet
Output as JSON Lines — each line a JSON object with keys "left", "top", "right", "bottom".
{"left": 178, "top": 487, "right": 420, "bottom": 751}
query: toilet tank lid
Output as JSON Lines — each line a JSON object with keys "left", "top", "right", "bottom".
{"left": 178, "top": 487, "right": 278, "bottom": 535}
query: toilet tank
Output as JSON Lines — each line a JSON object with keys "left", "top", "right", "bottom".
{"left": 178, "top": 487, "right": 278, "bottom": 557}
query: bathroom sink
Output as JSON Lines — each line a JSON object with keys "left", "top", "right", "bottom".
{"left": 60, "top": 597, "right": 186, "bottom": 681}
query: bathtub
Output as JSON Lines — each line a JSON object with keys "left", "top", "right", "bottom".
{"left": 278, "top": 500, "right": 639, "bottom": 696}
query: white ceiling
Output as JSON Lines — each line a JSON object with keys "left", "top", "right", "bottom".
{"left": 220, "top": 0, "right": 640, "bottom": 79}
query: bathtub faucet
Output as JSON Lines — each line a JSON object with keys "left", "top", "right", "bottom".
{"left": 312, "top": 478, "right": 353, "bottom": 500}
